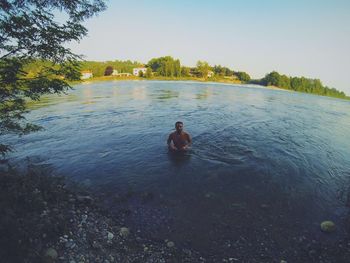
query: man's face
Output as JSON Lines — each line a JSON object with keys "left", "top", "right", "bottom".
{"left": 176, "top": 123, "right": 183, "bottom": 133}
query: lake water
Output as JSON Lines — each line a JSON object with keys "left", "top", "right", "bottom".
{"left": 8, "top": 80, "right": 350, "bottom": 260}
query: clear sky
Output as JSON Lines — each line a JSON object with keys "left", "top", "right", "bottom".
{"left": 67, "top": 0, "right": 350, "bottom": 95}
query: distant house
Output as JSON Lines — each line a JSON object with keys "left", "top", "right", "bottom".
{"left": 133, "top": 67, "right": 147, "bottom": 76}
{"left": 81, "top": 70, "right": 93, "bottom": 80}
{"left": 112, "top": 69, "right": 119, "bottom": 76}
{"left": 207, "top": 70, "right": 214, "bottom": 78}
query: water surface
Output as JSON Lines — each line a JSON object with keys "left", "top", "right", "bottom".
{"left": 8, "top": 80, "right": 350, "bottom": 260}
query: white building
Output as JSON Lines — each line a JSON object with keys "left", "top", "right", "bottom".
{"left": 81, "top": 70, "right": 93, "bottom": 79}
{"left": 133, "top": 67, "right": 147, "bottom": 76}
{"left": 112, "top": 69, "right": 119, "bottom": 76}
{"left": 207, "top": 70, "right": 214, "bottom": 78}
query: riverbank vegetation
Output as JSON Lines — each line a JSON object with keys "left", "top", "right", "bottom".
{"left": 255, "top": 71, "right": 348, "bottom": 99}
{"left": 0, "top": 0, "right": 106, "bottom": 157}
{"left": 23, "top": 56, "right": 349, "bottom": 101}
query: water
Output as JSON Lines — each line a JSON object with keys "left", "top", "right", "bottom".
{"left": 7, "top": 80, "right": 350, "bottom": 259}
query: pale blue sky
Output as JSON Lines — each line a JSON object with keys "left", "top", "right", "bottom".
{"left": 67, "top": 0, "right": 350, "bottom": 94}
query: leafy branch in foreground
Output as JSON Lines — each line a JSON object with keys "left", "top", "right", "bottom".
{"left": 0, "top": 0, "right": 106, "bottom": 157}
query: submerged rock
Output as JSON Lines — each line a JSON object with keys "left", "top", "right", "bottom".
{"left": 107, "top": 231, "right": 114, "bottom": 240}
{"left": 119, "top": 227, "right": 130, "bottom": 238}
{"left": 320, "top": 221, "right": 336, "bottom": 233}
{"left": 44, "top": 248, "right": 58, "bottom": 262}
{"left": 167, "top": 241, "right": 175, "bottom": 248}
{"left": 77, "top": 195, "right": 93, "bottom": 202}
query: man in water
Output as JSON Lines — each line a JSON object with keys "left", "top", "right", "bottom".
{"left": 167, "top": 121, "right": 192, "bottom": 151}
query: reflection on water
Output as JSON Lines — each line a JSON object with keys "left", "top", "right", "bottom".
{"left": 8, "top": 80, "right": 350, "bottom": 259}
{"left": 82, "top": 87, "right": 95, "bottom": 104}
{"left": 196, "top": 86, "right": 215, "bottom": 100}
{"left": 132, "top": 86, "right": 147, "bottom": 100}
{"left": 154, "top": 89, "right": 179, "bottom": 100}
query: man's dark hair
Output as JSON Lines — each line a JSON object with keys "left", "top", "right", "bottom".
{"left": 175, "top": 121, "right": 183, "bottom": 127}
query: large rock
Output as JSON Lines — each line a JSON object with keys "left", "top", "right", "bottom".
{"left": 320, "top": 221, "right": 335, "bottom": 233}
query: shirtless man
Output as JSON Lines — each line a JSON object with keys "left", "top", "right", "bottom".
{"left": 167, "top": 121, "right": 192, "bottom": 151}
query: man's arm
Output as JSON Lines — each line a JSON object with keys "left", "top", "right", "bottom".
{"left": 167, "top": 133, "right": 172, "bottom": 145}
{"left": 167, "top": 133, "right": 177, "bottom": 150}
{"left": 187, "top": 133, "right": 192, "bottom": 146}
{"left": 181, "top": 133, "right": 192, "bottom": 150}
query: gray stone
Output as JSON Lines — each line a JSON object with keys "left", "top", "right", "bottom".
{"left": 119, "top": 227, "right": 129, "bottom": 238}
{"left": 77, "top": 195, "right": 93, "bottom": 202}
{"left": 107, "top": 231, "right": 114, "bottom": 240}
{"left": 44, "top": 248, "right": 58, "bottom": 262}
{"left": 320, "top": 221, "right": 335, "bottom": 233}
{"left": 166, "top": 241, "right": 175, "bottom": 248}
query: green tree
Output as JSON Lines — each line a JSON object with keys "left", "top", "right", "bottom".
{"left": 0, "top": 0, "right": 106, "bottom": 156}
{"left": 262, "top": 71, "right": 281, "bottom": 86}
{"left": 181, "top": 66, "right": 190, "bottom": 77}
{"left": 138, "top": 70, "right": 144, "bottom": 77}
{"left": 260, "top": 71, "right": 347, "bottom": 99}
{"left": 145, "top": 68, "right": 152, "bottom": 78}
{"left": 174, "top": 59, "right": 181, "bottom": 77}
{"left": 235, "top": 71, "right": 251, "bottom": 82}
{"left": 213, "top": 65, "right": 233, "bottom": 77}
{"left": 104, "top": 66, "right": 113, "bottom": 76}
{"left": 196, "top": 60, "right": 210, "bottom": 78}
{"left": 147, "top": 56, "right": 181, "bottom": 77}
{"left": 213, "top": 65, "right": 223, "bottom": 76}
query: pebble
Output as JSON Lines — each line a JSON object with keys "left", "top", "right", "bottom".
{"left": 119, "top": 227, "right": 130, "bottom": 237}
{"left": 167, "top": 241, "right": 175, "bottom": 248}
{"left": 65, "top": 240, "right": 76, "bottom": 249}
{"left": 77, "top": 195, "right": 93, "bottom": 202}
{"left": 81, "top": 214, "right": 88, "bottom": 223}
{"left": 92, "top": 241, "right": 101, "bottom": 249}
{"left": 107, "top": 231, "right": 114, "bottom": 240}
{"left": 320, "top": 221, "right": 336, "bottom": 233}
{"left": 44, "top": 248, "right": 58, "bottom": 261}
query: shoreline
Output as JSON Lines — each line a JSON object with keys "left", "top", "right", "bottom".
{"left": 1, "top": 164, "right": 350, "bottom": 262}
{"left": 0, "top": 166, "right": 202, "bottom": 263}
{"left": 73, "top": 76, "right": 289, "bottom": 92}
{"left": 73, "top": 76, "right": 296, "bottom": 93}
{"left": 74, "top": 77, "right": 350, "bottom": 101}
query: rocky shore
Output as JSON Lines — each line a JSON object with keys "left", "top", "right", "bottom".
{"left": 1, "top": 163, "right": 350, "bottom": 263}
{"left": 0, "top": 165, "right": 201, "bottom": 263}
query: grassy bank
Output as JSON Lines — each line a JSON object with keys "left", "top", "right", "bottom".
{"left": 72, "top": 75, "right": 243, "bottom": 86}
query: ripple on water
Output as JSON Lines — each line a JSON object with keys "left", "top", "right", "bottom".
{"left": 8, "top": 81, "right": 350, "bottom": 257}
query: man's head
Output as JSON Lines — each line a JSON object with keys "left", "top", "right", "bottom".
{"left": 175, "top": 121, "right": 183, "bottom": 133}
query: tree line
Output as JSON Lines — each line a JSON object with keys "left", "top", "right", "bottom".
{"left": 21, "top": 57, "right": 349, "bottom": 100}
{"left": 256, "top": 71, "right": 347, "bottom": 99}
{"left": 80, "top": 57, "right": 348, "bottom": 100}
